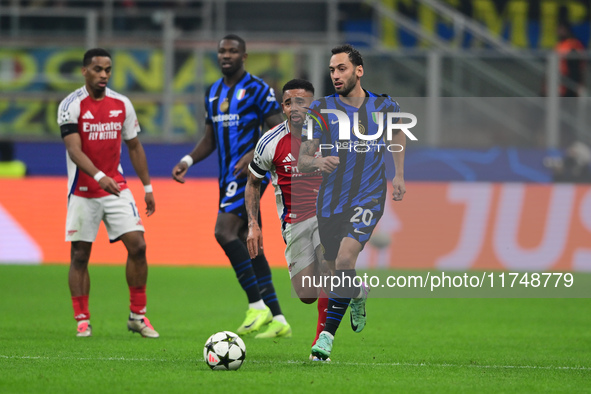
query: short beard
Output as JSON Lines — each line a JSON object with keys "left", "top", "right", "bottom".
{"left": 335, "top": 76, "right": 356, "bottom": 97}
{"left": 220, "top": 64, "right": 240, "bottom": 77}
{"left": 93, "top": 85, "right": 106, "bottom": 93}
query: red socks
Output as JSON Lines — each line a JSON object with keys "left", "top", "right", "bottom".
{"left": 72, "top": 295, "right": 90, "bottom": 321}
{"left": 72, "top": 286, "right": 147, "bottom": 322}
{"left": 129, "top": 285, "right": 147, "bottom": 315}
{"left": 312, "top": 290, "right": 329, "bottom": 346}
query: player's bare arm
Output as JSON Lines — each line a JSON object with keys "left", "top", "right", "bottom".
{"left": 63, "top": 132, "right": 121, "bottom": 196}
{"left": 233, "top": 112, "right": 283, "bottom": 178}
{"left": 125, "top": 136, "right": 155, "bottom": 216}
{"left": 298, "top": 139, "right": 340, "bottom": 174}
{"left": 172, "top": 123, "right": 216, "bottom": 183}
{"left": 389, "top": 126, "right": 406, "bottom": 201}
{"left": 231, "top": 114, "right": 284, "bottom": 179}
{"left": 264, "top": 113, "right": 285, "bottom": 131}
{"left": 245, "top": 171, "right": 263, "bottom": 259}
{"left": 298, "top": 139, "right": 320, "bottom": 173}
{"left": 233, "top": 149, "right": 255, "bottom": 178}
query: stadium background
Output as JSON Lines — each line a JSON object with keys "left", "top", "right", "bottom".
{"left": 1, "top": 0, "right": 590, "bottom": 273}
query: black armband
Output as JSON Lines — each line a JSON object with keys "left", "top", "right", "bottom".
{"left": 249, "top": 161, "right": 267, "bottom": 178}
{"left": 60, "top": 124, "right": 79, "bottom": 138}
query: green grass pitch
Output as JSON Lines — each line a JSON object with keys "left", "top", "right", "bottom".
{"left": 0, "top": 265, "right": 590, "bottom": 393}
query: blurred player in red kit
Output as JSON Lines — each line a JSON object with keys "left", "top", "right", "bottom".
{"left": 556, "top": 21, "right": 586, "bottom": 97}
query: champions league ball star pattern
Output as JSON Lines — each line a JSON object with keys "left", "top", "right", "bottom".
{"left": 203, "top": 331, "right": 246, "bottom": 371}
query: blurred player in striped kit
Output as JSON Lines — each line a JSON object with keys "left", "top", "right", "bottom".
{"left": 299, "top": 44, "right": 407, "bottom": 360}
{"left": 172, "top": 35, "right": 289, "bottom": 337}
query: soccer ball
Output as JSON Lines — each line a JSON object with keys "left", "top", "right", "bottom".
{"left": 369, "top": 231, "right": 391, "bottom": 249}
{"left": 203, "top": 331, "right": 246, "bottom": 371}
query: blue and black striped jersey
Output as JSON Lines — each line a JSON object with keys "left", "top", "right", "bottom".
{"left": 205, "top": 72, "right": 281, "bottom": 188}
{"left": 307, "top": 90, "right": 401, "bottom": 218}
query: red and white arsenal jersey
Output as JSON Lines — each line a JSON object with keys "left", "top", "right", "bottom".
{"left": 249, "top": 121, "right": 322, "bottom": 224}
{"left": 58, "top": 86, "right": 140, "bottom": 198}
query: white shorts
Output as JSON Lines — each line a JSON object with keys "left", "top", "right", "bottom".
{"left": 65, "top": 188, "right": 145, "bottom": 242}
{"left": 282, "top": 216, "right": 321, "bottom": 278}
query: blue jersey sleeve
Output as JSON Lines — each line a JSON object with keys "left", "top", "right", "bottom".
{"left": 204, "top": 86, "right": 213, "bottom": 125}
{"left": 378, "top": 94, "right": 401, "bottom": 124}
{"left": 256, "top": 83, "right": 281, "bottom": 119}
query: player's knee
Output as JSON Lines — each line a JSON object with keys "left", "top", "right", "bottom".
{"left": 299, "top": 297, "right": 317, "bottom": 304}
{"left": 335, "top": 255, "right": 356, "bottom": 270}
{"left": 214, "top": 229, "right": 235, "bottom": 246}
{"left": 127, "top": 239, "right": 147, "bottom": 260}
{"left": 70, "top": 249, "right": 90, "bottom": 267}
{"left": 293, "top": 283, "right": 318, "bottom": 303}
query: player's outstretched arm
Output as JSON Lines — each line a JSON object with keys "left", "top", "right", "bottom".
{"left": 125, "top": 136, "right": 155, "bottom": 216}
{"left": 172, "top": 123, "right": 216, "bottom": 183}
{"left": 299, "top": 139, "right": 339, "bottom": 174}
{"left": 389, "top": 128, "right": 406, "bottom": 201}
{"left": 64, "top": 132, "right": 121, "bottom": 196}
{"left": 298, "top": 139, "right": 320, "bottom": 173}
{"left": 245, "top": 171, "right": 264, "bottom": 259}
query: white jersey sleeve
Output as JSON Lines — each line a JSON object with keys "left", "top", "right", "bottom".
{"left": 249, "top": 137, "right": 275, "bottom": 179}
{"left": 120, "top": 95, "right": 140, "bottom": 141}
{"left": 57, "top": 91, "right": 81, "bottom": 127}
{"left": 249, "top": 122, "right": 287, "bottom": 179}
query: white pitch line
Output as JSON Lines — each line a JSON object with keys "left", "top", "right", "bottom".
{"left": 280, "top": 360, "right": 591, "bottom": 371}
{"left": 1, "top": 355, "right": 589, "bottom": 371}
{"left": 0, "top": 355, "right": 170, "bottom": 362}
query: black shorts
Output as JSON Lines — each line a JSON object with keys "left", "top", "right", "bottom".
{"left": 317, "top": 196, "right": 385, "bottom": 261}
{"left": 218, "top": 179, "right": 269, "bottom": 219}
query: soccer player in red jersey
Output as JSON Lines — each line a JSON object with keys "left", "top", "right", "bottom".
{"left": 57, "top": 48, "right": 159, "bottom": 338}
{"left": 245, "top": 79, "right": 329, "bottom": 352}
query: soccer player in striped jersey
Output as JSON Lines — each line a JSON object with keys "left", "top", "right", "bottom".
{"left": 59, "top": 48, "right": 159, "bottom": 338}
{"left": 299, "top": 44, "right": 407, "bottom": 360}
{"left": 245, "top": 79, "right": 330, "bottom": 349}
{"left": 172, "top": 35, "right": 289, "bottom": 336}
